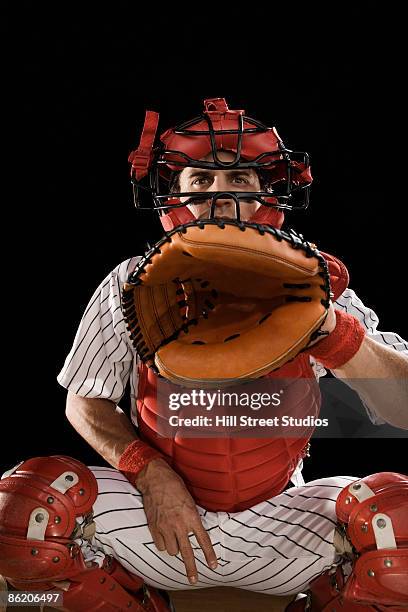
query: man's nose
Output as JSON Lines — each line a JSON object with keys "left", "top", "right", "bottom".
{"left": 213, "top": 195, "right": 235, "bottom": 206}
{"left": 213, "top": 174, "right": 232, "bottom": 191}
{"left": 209, "top": 195, "right": 238, "bottom": 220}
{"left": 211, "top": 177, "right": 236, "bottom": 206}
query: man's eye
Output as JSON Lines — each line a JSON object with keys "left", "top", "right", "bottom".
{"left": 232, "top": 176, "right": 249, "bottom": 183}
{"left": 192, "top": 177, "right": 211, "bottom": 185}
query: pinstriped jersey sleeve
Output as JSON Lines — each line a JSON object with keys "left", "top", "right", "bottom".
{"left": 57, "top": 257, "right": 140, "bottom": 403}
{"left": 311, "top": 287, "right": 408, "bottom": 424}
{"left": 335, "top": 288, "right": 408, "bottom": 354}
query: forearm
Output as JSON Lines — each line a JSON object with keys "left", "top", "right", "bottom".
{"left": 332, "top": 335, "right": 408, "bottom": 429}
{"left": 65, "top": 391, "right": 140, "bottom": 468}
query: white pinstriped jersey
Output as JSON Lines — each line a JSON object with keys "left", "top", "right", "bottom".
{"left": 57, "top": 257, "right": 408, "bottom": 426}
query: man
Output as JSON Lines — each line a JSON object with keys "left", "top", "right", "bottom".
{"left": 1, "top": 98, "right": 407, "bottom": 611}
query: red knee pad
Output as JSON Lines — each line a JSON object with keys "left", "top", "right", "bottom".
{"left": 336, "top": 472, "right": 408, "bottom": 608}
{"left": 0, "top": 455, "right": 98, "bottom": 587}
{"left": 286, "top": 473, "right": 408, "bottom": 612}
{"left": 0, "top": 456, "right": 172, "bottom": 611}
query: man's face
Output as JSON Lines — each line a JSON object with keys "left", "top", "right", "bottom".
{"left": 178, "top": 151, "right": 262, "bottom": 221}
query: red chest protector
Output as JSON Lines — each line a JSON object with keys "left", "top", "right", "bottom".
{"left": 134, "top": 252, "right": 349, "bottom": 512}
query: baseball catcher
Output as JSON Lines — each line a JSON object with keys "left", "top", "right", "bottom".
{"left": 0, "top": 98, "right": 407, "bottom": 611}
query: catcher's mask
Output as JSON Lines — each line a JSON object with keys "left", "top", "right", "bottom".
{"left": 128, "top": 97, "right": 313, "bottom": 231}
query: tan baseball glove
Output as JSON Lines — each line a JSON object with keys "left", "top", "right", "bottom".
{"left": 122, "top": 220, "right": 331, "bottom": 387}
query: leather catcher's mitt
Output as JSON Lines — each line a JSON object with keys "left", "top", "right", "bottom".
{"left": 122, "top": 220, "right": 331, "bottom": 387}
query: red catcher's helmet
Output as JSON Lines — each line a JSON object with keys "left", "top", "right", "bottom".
{"left": 128, "top": 98, "right": 312, "bottom": 231}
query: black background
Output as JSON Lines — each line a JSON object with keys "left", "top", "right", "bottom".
{"left": 4, "top": 3, "right": 406, "bottom": 480}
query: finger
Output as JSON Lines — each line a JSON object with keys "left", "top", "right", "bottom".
{"left": 194, "top": 524, "right": 218, "bottom": 569}
{"left": 163, "top": 532, "right": 180, "bottom": 557}
{"left": 177, "top": 535, "right": 199, "bottom": 584}
{"left": 150, "top": 527, "right": 166, "bottom": 552}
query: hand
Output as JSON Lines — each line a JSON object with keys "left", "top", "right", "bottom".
{"left": 308, "top": 301, "right": 337, "bottom": 348}
{"left": 135, "top": 458, "right": 218, "bottom": 584}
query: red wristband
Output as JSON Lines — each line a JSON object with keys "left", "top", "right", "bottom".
{"left": 118, "top": 439, "right": 165, "bottom": 485}
{"left": 307, "top": 309, "right": 366, "bottom": 370}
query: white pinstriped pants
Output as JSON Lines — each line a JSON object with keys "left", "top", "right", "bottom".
{"left": 78, "top": 469, "right": 356, "bottom": 595}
